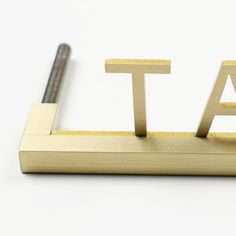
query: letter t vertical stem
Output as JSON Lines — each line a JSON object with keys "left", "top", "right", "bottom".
{"left": 132, "top": 72, "right": 146, "bottom": 136}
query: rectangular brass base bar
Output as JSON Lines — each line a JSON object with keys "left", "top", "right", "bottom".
{"left": 19, "top": 104, "right": 236, "bottom": 175}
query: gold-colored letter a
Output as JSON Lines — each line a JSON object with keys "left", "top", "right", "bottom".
{"left": 196, "top": 61, "right": 236, "bottom": 137}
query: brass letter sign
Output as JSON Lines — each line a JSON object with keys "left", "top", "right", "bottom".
{"left": 19, "top": 44, "right": 236, "bottom": 176}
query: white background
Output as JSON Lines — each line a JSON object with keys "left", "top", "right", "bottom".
{"left": 1, "top": 0, "right": 236, "bottom": 235}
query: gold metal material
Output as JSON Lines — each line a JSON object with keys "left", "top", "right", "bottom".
{"left": 105, "top": 59, "right": 171, "bottom": 136}
{"left": 19, "top": 104, "right": 236, "bottom": 175}
{"left": 19, "top": 56, "right": 236, "bottom": 175}
{"left": 196, "top": 61, "right": 236, "bottom": 137}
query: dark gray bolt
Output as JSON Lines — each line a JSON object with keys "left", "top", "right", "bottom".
{"left": 42, "top": 43, "right": 71, "bottom": 103}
